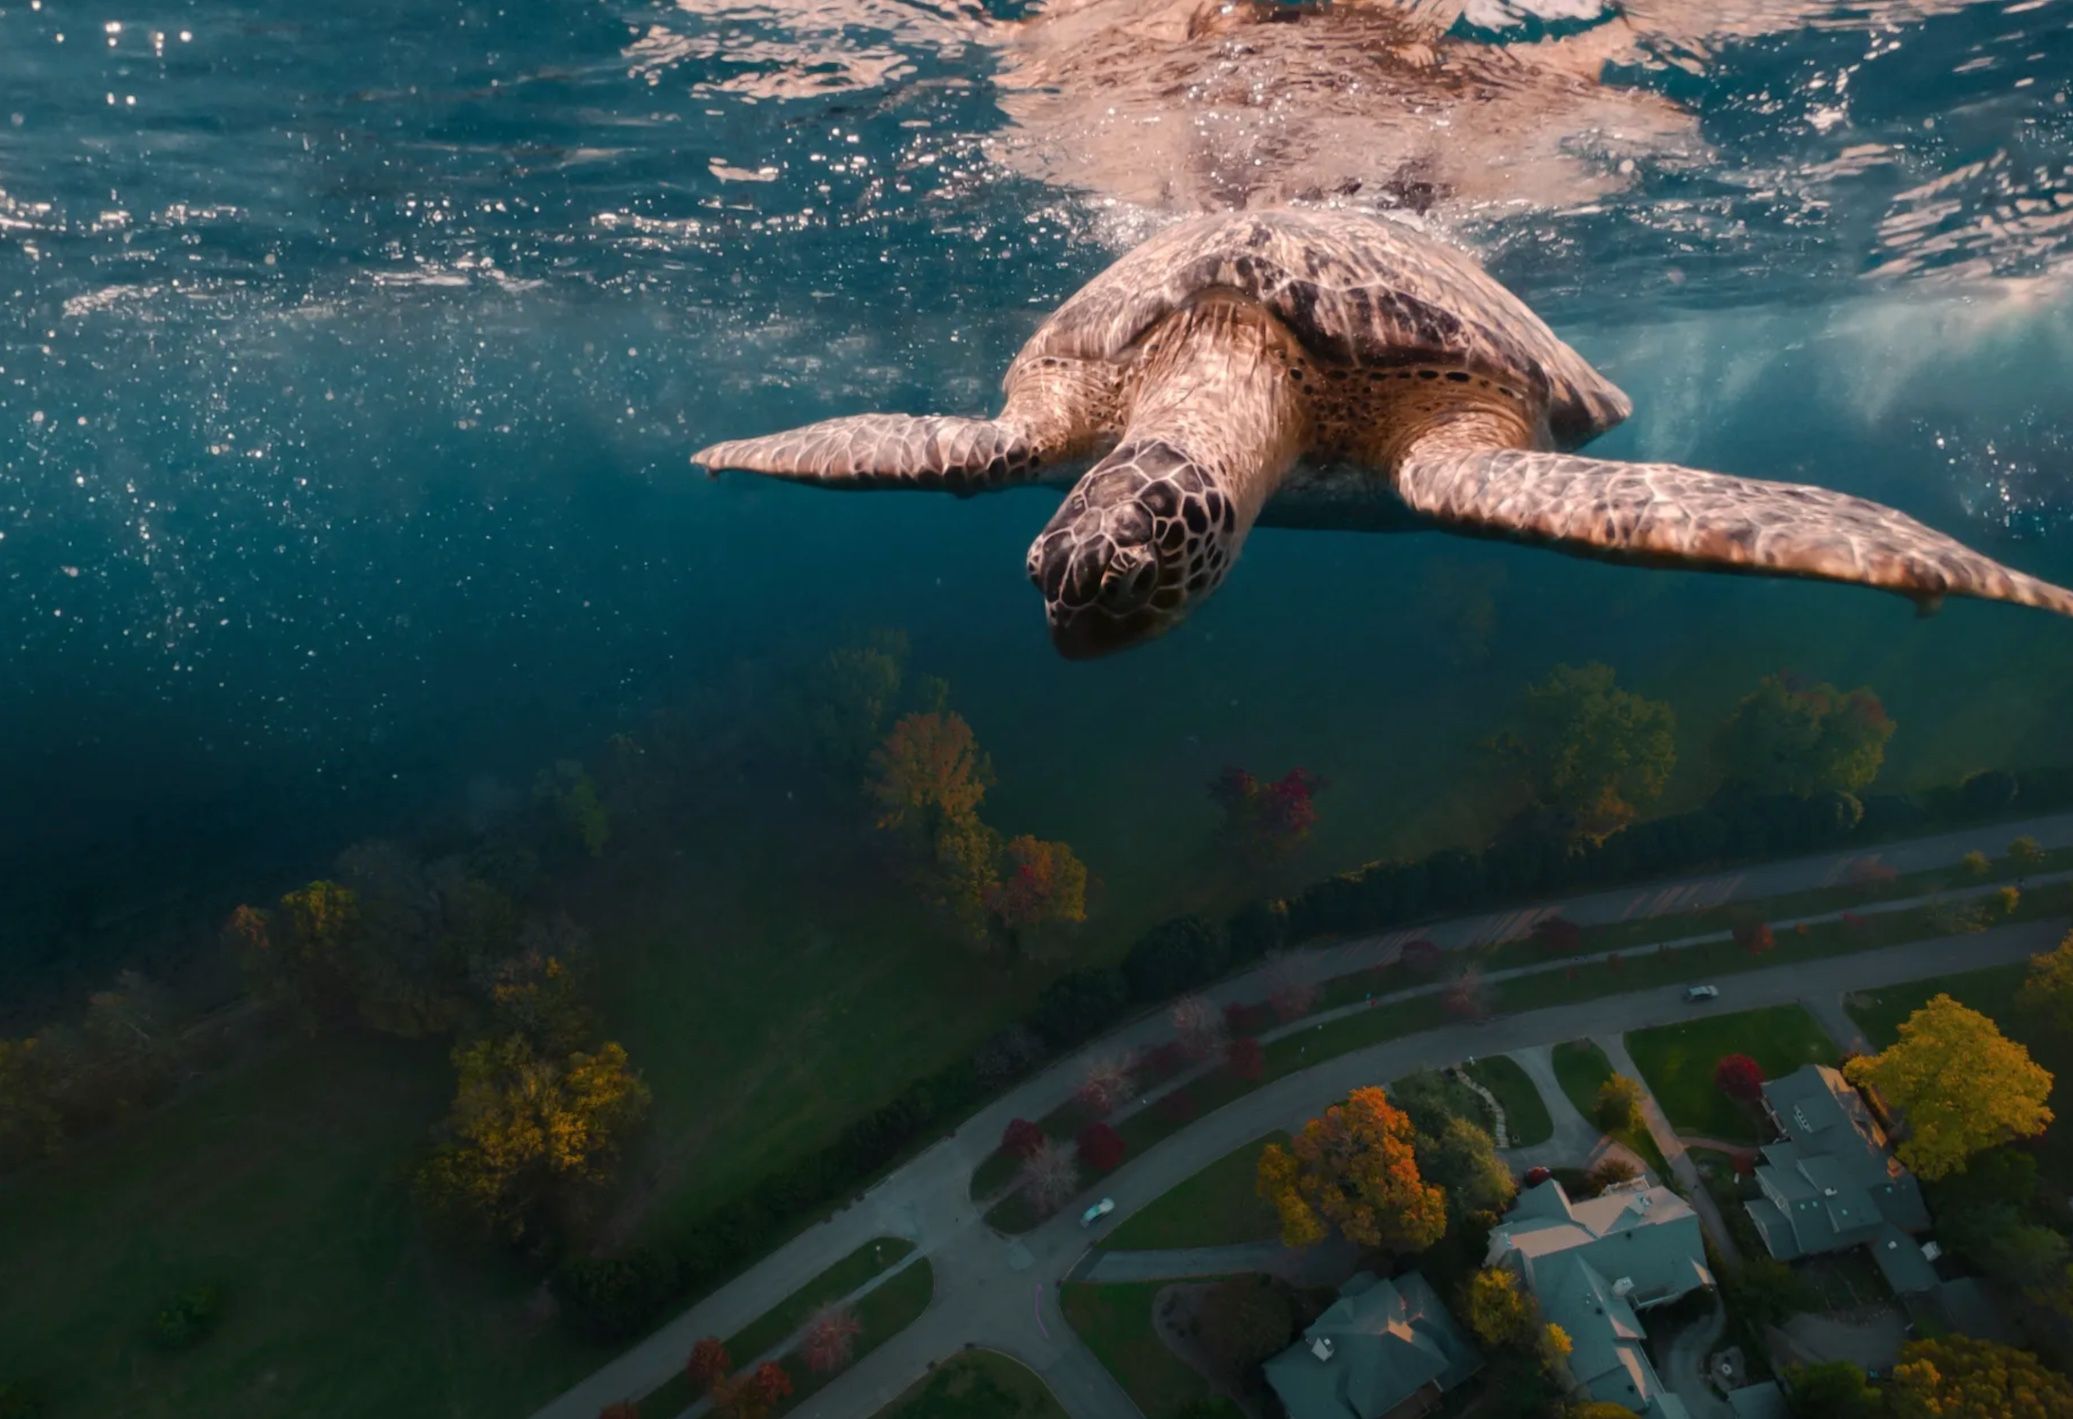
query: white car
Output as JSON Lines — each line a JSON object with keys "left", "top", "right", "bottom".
{"left": 1080, "top": 1197, "right": 1116, "bottom": 1228}
{"left": 1685, "top": 984, "right": 1720, "bottom": 1002}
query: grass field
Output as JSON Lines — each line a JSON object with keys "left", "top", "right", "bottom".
{"left": 1844, "top": 962, "right": 2030, "bottom": 1051}
{"left": 1624, "top": 1006, "right": 1837, "bottom": 1143}
{"left": 873, "top": 1349, "right": 1068, "bottom": 1418}
{"left": 1100, "top": 1134, "right": 1288, "bottom": 1252}
{"left": 1058, "top": 1282, "right": 1244, "bottom": 1419}
{"left": 638, "top": 1235, "right": 916, "bottom": 1417}
{"left": 1465, "top": 1056, "right": 1552, "bottom": 1147}
{"left": 1550, "top": 1039, "right": 1614, "bottom": 1121}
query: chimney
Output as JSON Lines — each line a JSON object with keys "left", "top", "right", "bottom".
{"left": 1613, "top": 1277, "right": 1635, "bottom": 1298}
{"left": 1312, "top": 1337, "right": 1335, "bottom": 1363}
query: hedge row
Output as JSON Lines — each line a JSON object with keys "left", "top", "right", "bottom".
{"left": 551, "top": 761, "right": 2073, "bottom": 1344}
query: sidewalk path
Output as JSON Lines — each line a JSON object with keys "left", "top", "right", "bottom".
{"left": 535, "top": 812, "right": 2073, "bottom": 1419}
{"left": 1597, "top": 1034, "right": 1743, "bottom": 1266}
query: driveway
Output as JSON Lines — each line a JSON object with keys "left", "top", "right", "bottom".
{"left": 532, "top": 812, "right": 2073, "bottom": 1419}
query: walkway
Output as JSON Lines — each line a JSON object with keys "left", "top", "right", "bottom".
{"left": 532, "top": 811, "right": 2073, "bottom": 1419}
{"left": 1596, "top": 1032, "right": 1742, "bottom": 1266}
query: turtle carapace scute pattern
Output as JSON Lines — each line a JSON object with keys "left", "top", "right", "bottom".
{"left": 694, "top": 208, "right": 2073, "bottom": 658}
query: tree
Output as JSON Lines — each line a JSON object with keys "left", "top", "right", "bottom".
{"left": 1566, "top": 1405, "right": 1639, "bottom": 1419}
{"left": 1587, "top": 1156, "right": 1640, "bottom": 1194}
{"left": 1843, "top": 994, "right": 2053, "bottom": 1181}
{"left": 1887, "top": 1335, "right": 2073, "bottom": 1418}
{"left": 986, "top": 835, "right": 1090, "bottom": 941}
{"left": 868, "top": 711, "right": 993, "bottom": 843}
{"left": 1420, "top": 1115, "right": 1516, "bottom": 1223}
{"left": 1783, "top": 1361, "right": 1879, "bottom": 1418}
{"left": 1170, "top": 995, "right": 1225, "bottom": 1060}
{"left": 1018, "top": 1137, "right": 1080, "bottom": 1217}
{"left": 2009, "top": 835, "right": 2047, "bottom": 871}
{"left": 418, "top": 1035, "right": 651, "bottom": 1238}
{"left": 1714, "top": 673, "right": 1894, "bottom": 798}
{"left": 1464, "top": 1267, "right": 1534, "bottom": 1346}
{"left": 1595, "top": 1074, "right": 1646, "bottom": 1135}
{"left": 2017, "top": 932, "right": 2073, "bottom": 1037}
{"left": 231, "top": 880, "right": 362, "bottom": 1025}
{"left": 686, "top": 1337, "right": 731, "bottom": 1392}
{"left": 1197, "top": 1276, "right": 1296, "bottom": 1369}
{"left": 1225, "top": 1036, "right": 1264, "bottom": 1081}
{"left": 926, "top": 814, "right": 1005, "bottom": 945}
{"left": 1210, "top": 767, "right": 1327, "bottom": 865}
{"left": 1490, "top": 663, "right": 1676, "bottom": 838}
{"left": 1000, "top": 1118, "right": 1045, "bottom": 1160}
{"left": 1257, "top": 1087, "right": 1446, "bottom": 1251}
{"left": 801, "top": 1305, "right": 862, "bottom": 1373}
{"left": 535, "top": 760, "right": 611, "bottom": 858}
{"left": 480, "top": 935, "right": 593, "bottom": 1055}
{"left": 1121, "top": 916, "right": 1227, "bottom": 1002}
{"left": 1715, "top": 1054, "right": 1765, "bottom": 1104}
{"left": 798, "top": 629, "right": 908, "bottom": 776}
{"left": 1733, "top": 921, "right": 1776, "bottom": 955}
{"left": 1076, "top": 1054, "right": 1135, "bottom": 1118}
{"left": 1961, "top": 849, "right": 1992, "bottom": 878}
{"left": 1077, "top": 1122, "right": 1126, "bottom": 1172}
{"left": 750, "top": 1363, "right": 792, "bottom": 1407}
{"left": 1442, "top": 967, "right": 1489, "bottom": 1020}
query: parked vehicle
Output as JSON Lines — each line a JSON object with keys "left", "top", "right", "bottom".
{"left": 1080, "top": 1197, "right": 1116, "bottom": 1228}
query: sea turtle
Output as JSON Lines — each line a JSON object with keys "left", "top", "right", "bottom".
{"left": 693, "top": 207, "right": 2073, "bottom": 658}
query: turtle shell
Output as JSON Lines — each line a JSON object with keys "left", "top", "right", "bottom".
{"left": 1011, "top": 208, "right": 1630, "bottom": 447}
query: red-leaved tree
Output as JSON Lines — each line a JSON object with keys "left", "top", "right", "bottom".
{"left": 1078, "top": 1122, "right": 1127, "bottom": 1172}
{"left": 687, "top": 1337, "right": 731, "bottom": 1393}
{"left": 1209, "top": 766, "right": 1327, "bottom": 864}
{"left": 1734, "top": 921, "right": 1777, "bottom": 955}
{"left": 752, "top": 1362, "right": 793, "bottom": 1405}
{"left": 1442, "top": 967, "right": 1488, "bottom": 1020}
{"left": 1172, "top": 994, "right": 1226, "bottom": 1060}
{"left": 1534, "top": 915, "right": 1584, "bottom": 953}
{"left": 1715, "top": 1053, "right": 1765, "bottom": 1104}
{"left": 1226, "top": 1036, "right": 1265, "bottom": 1081}
{"left": 984, "top": 835, "right": 1090, "bottom": 936}
{"left": 801, "top": 1304, "right": 862, "bottom": 1374}
{"left": 1000, "top": 1117, "right": 1045, "bottom": 1160}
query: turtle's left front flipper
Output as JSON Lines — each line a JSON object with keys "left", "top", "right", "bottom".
{"left": 694, "top": 414, "right": 1049, "bottom": 495}
{"left": 1397, "top": 444, "right": 2073, "bottom": 618}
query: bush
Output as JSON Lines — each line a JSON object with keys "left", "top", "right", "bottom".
{"left": 1120, "top": 917, "right": 1227, "bottom": 1003}
{"left": 150, "top": 1284, "right": 224, "bottom": 1351}
{"left": 1030, "top": 968, "right": 1127, "bottom": 1048}
{"left": 1594, "top": 1075, "right": 1645, "bottom": 1134}
{"left": 1000, "top": 1118, "right": 1044, "bottom": 1160}
{"left": 1077, "top": 1122, "right": 1126, "bottom": 1172}
{"left": 552, "top": 1249, "right": 683, "bottom": 1342}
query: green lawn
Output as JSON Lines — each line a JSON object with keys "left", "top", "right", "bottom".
{"left": 872, "top": 1348, "right": 1068, "bottom": 1418}
{"left": 0, "top": 1032, "right": 605, "bottom": 1419}
{"left": 1465, "top": 1056, "right": 1552, "bottom": 1147}
{"left": 1624, "top": 1006, "right": 1838, "bottom": 1144}
{"left": 1100, "top": 1134, "right": 1288, "bottom": 1252}
{"left": 1550, "top": 1040, "right": 1614, "bottom": 1121}
{"left": 639, "top": 1235, "right": 916, "bottom": 1417}
{"left": 1059, "top": 1281, "right": 1244, "bottom": 1419}
{"left": 1845, "top": 961, "right": 2030, "bottom": 1050}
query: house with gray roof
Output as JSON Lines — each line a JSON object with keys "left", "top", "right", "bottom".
{"left": 1745, "top": 1064, "right": 1935, "bottom": 1294}
{"left": 1264, "top": 1271, "right": 1481, "bottom": 1419}
{"left": 1484, "top": 1178, "right": 1715, "bottom": 1419}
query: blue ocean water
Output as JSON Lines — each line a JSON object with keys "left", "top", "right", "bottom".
{"left": 1, "top": 0, "right": 2070, "bottom": 994}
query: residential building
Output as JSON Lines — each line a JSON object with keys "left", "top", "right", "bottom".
{"left": 1264, "top": 1270, "right": 1481, "bottom": 1419}
{"left": 1485, "top": 1178, "right": 1714, "bottom": 1419}
{"left": 1745, "top": 1063, "right": 1935, "bottom": 1294}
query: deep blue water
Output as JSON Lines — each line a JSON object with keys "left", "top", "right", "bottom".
{"left": 4, "top": 0, "right": 2073, "bottom": 998}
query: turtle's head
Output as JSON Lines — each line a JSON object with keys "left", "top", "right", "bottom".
{"left": 1025, "top": 441, "right": 1238, "bottom": 660}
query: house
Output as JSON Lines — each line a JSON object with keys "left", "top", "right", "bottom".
{"left": 1263, "top": 1271, "right": 1481, "bottom": 1419}
{"left": 1484, "top": 1178, "right": 1715, "bottom": 1419}
{"left": 1744, "top": 1064, "right": 1935, "bottom": 1294}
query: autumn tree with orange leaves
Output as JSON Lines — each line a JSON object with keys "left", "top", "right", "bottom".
{"left": 1256, "top": 1086, "right": 1447, "bottom": 1251}
{"left": 986, "top": 835, "right": 1089, "bottom": 944}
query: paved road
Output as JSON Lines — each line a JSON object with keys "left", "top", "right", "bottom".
{"left": 1662, "top": 1299, "right": 1735, "bottom": 1419}
{"left": 534, "top": 812, "right": 2073, "bottom": 1419}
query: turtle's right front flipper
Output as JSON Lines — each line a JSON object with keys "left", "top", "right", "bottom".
{"left": 694, "top": 414, "right": 1046, "bottom": 495}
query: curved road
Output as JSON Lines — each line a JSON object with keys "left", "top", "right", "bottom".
{"left": 534, "top": 813, "right": 2073, "bottom": 1419}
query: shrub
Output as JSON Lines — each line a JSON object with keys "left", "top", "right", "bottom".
{"left": 1594, "top": 1075, "right": 1645, "bottom": 1134}
{"left": 1000, "top": 1118, "right": 1044, "bottom": 1160}
{"left": 1733, "top": 921, "right": 1776, "bottom": 955}
{"left": 1078, "top": 1122, "right": 1127, "bottom": 1172}
{"left": 1715, "top": 1054, "right": 1764, "bottom": 1103}
{"left": 552, "top": 1248, "right": 683, "bottom": 1342}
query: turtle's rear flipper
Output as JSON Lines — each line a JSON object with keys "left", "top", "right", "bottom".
{"left": 695, "top": 414, "right": 1046, "bottom": 495}
{"left": 1396, "top": 443, "right": 2073, "bottom": 619}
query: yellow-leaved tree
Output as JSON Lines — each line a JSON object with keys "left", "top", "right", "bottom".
{"left": 1843, "top": 994, "right": 2052, "bottom": 1181}
{"left": 1255, "top": 1086, "right": 1446, "bottom": 1251}
{"left": 419, "top": 1034, "right": 650, "bottom": 1238}
{"left": 1887, "top": 1334, "right": 2073, "bottom": 1418}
